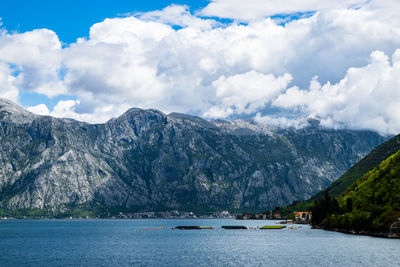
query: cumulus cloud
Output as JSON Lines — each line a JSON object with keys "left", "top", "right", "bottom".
{"left": 0, "top": 2, "right": 400, "bottom": 134}
{"left": 0, "top": 62, "right": 19, "bottom": 102}
{"left": 26, "top": 103, "right": 50, "bottom": 115}
{"left": 199, "top": 0, "right": 368, "bottom": 21}
{"left": 0, "top": 29, "right": 67, "bottom": 97}
{"left": 273, "top": 50, "right": 400, "bottom": 134}
{"left": 204, "top": 71, "right": 293, "bottom": 118}
{"left": 136, "top": 4, "right": 219, "bottom": 30}
{"left": 254, "top": 113, "right": 310, "bottom": 129}
{"left": 26, "top": 100, "right": 130, "bottom": 122}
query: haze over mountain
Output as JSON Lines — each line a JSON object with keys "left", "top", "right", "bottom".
{"left": 0, "top": 98, "right": 387, "bottom": 214}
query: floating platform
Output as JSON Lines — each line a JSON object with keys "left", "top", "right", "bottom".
{"left": 260, "top": 225, "right": 286, "bottom": 229}
{"left": 175, "top": 226, "right": 213, "bottom": 230}
{"left": 222, "top": 226, "right": 247, "bottom": 230}
{"left": 140, "top": 226, "right": 164, "bottom": 231}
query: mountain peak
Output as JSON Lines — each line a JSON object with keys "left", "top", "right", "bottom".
{"left": 213, "top": 119, "right": 274, "bottom": 136}
{"left": 0, "top": 98, "right": 37, "bottom": 123}
{"left": 121, "top": 107, "right": 165, "bottom": 118}
{"left": 306, "top": 118, "right": 321, "bottom": 127}
{"left": 168, "top": 112, "right": 217, "bottom": 129}
{"left": 0, "top": 98, "right": 19, "bottom": 108}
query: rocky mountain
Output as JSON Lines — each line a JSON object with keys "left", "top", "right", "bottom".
{"left": 311, "top": 133, "right": 400, "bottom": 200}
{"left": 271, "top": 132, "right": 400, "bottom": 218}
{"left": 0, "top": 98, "right": 387, "bottom": 215}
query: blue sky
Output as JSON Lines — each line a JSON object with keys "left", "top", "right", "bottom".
{"left": 0, "top": 0, "right": 209, "bottom": 44}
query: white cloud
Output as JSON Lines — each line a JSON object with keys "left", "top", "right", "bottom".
{"left": 26, "top": 103, "right": 50, "bottom": 115}
{"left": 204, "top": 71, "right": 293, "bottom": 118}
{"left": 47, "top": 100, "right": 132, "bottom": 122}
{"left": 199, "top": 0, "right": 367, "bottom": 21}
{"left": 254, "top": 113, "right": 310, "bottom": 129}
{"left": 26, "top": 100, "right": 131, "bottom": 123}
{"left": 0, "top": 62, "right": 19, "bottom": 102}
{"left": 136, "top": 5, "right": 219, "bottom": 30}
{"left": 1, "top": 2, "right": 400, "bottom": 134}
{"left": 0, "top": 29, "right": 66, "bottom": 97}
{"left": 274, "top": 50, "right": 400, "bottom": 134}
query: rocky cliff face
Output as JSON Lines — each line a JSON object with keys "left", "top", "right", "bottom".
{"left": 0, "top": 99, "right": 387, "bottom": 212}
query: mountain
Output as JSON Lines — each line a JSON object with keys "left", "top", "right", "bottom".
{"left": 311, "top": 133, "right": 400, "bottom": 200}
{"left": 311, "top": 149, "right": 400, "bottom": 236}
{"left": 272, "top": 133, "right": 400, "bottom": 219}
{"left": 0, "top": 98, "right": 387, "bottom": 216}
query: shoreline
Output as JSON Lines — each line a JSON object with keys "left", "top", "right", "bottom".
{"left": 0, "top": 217, "right": 234, "bottom": 221}
{"left": 312, "top": 225, "right": 399, "bottom": 239}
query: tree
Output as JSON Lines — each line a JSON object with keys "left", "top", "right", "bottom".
{"left": 346, "top": 198, "right": 353, "bottom": 212}
{"left": 331, "top": 198, "right": 339, "bottom": 213}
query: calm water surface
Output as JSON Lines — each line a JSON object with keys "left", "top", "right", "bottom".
{"left": 0, "top": 219, "right": 399, "bottom": 266}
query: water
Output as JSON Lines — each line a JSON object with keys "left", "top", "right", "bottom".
{"left": 0, "top": 219, "right": 399, "bottom": 266}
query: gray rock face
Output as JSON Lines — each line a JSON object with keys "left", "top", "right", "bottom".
{"left": 0, "top": 99, "right": 387, "bottom": 212}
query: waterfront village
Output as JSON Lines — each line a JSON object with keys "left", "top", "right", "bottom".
{"left": 236, "top": 211, "right": 312, "bottom": 223}
{"left": 0, "top": 210, "right": 233, "bottom": 220}
{"left": 0, "top": 210, "right": 311, "bottom": 221}
{"left": 101, "top": 210, "right": 235, "bottom": 219}
{"left": 109, "top": 210, "right": 312, "bottom": 221}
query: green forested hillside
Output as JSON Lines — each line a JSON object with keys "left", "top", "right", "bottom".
{"left": 312, "top": 149, "right": 400, "bottom": 233}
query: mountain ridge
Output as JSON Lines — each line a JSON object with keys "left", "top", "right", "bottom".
{"left": 0, "top": 98, "right": 388, "bottom": 215}
{"left": 311, "top": 133, "right": 400, "bottom": 200}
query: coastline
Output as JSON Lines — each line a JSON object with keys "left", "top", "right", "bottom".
{"left": 0, "top": 217, "right": 234, "bottom": 220}
{"left": 312, "top": 225, "right": 400, "bottom": 239}
{"left": 0, "top": 209, "right": 235, "bottom": 220}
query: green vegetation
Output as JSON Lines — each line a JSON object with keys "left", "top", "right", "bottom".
{"left": 0, "top": 205, "right": 98, "bottom": 219}
{"left": 271, "top": 201, "right": 313, "bottom": 217}
{"left": 312, "top": 149, "right": 400, "bottom": 233}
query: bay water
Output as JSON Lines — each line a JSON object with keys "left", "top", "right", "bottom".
{"left": 0, "top": 219, "right": 399, "bottom": 266}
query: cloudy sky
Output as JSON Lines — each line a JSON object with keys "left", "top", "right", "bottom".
{"left": 0, "top": 0, "right": 400, "bottom": 134}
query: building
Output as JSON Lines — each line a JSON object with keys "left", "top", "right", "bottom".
{"left": 295, "top": 212, "right": 312, "bottom": 221}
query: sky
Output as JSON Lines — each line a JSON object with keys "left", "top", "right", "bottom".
{"left": 0, "top": 0, "right": 400, "bottom": 134}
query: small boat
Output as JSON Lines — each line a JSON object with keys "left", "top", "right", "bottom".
{"left": 260, "top": 225, "right": 286, "bottom": 229}
{"left": 222, "top": 225, "right": 247, "bottom": 230}
{"left": 175, "top": 226, "right": 213, "bottom": 230}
